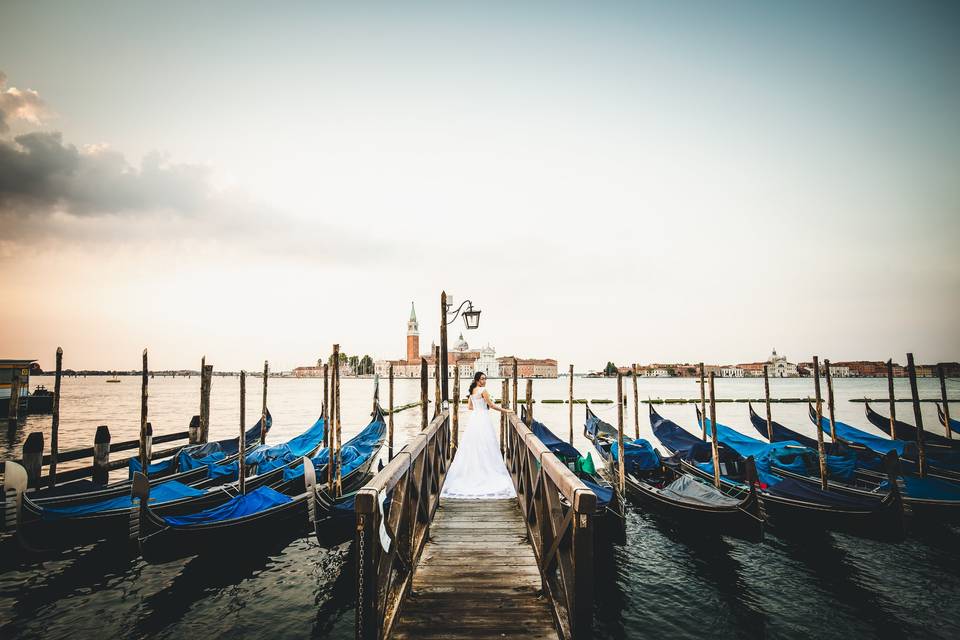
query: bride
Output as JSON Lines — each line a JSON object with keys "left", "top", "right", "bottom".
{"left": 441, "top": 372, "right": 517, "bottom": 499}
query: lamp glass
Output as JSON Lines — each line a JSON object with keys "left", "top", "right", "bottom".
{"left": 463, "top": 309, "right": 481, "bottom": 330}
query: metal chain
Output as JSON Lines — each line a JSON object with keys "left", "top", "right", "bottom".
{"left": 357, "top": 520, "right": 366, "bottom": 636}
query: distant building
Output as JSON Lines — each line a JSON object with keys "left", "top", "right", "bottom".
{"left": 497, "top": 357, "right": 558, "bottom": 378}
{"left": 742, "top": 349, "right": 798, "bottom": 378}
{"left": 719, "top": 366, "right": 744, "bottom": 378}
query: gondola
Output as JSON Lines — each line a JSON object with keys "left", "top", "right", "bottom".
{"left": 650, "top": 405, "right": 905, "bottom": 541}
{"left": 938, "top": 404, "right": 960, "bottom": 437}
{"left": 133, "top": 406, "right": 386, "bottom": 563}
{"left": 815, "top": 404, "right": 960, "bottom": 481}
{"left": 4, "top": 413, "right": 320, "bottom": 550}
{"left": 522, "top": 407, "right": 625, "bottom": 544}
{"left": 865, "top": 402, "right": 960, "bottom": 452}
{"left": 749, "top": 405, "right": 960, "bottom": 522}
{"left": 584, "top": 406, "right": 763, "bottom": 542}
{"left": 23, "top": 412, "right": 273, "bottom": 506}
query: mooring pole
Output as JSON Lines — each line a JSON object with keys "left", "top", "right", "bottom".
{"left": 323, "top": 363, "right": 330, "bottom": 450}
{"left": 525, "top": 379, "right": 533, "bottom": 426}
{"left": 194, "top": 356, "right": 206, "bottom": 445}
{"left": 200, "top": 361, "right": 212, "bottom": 444}
{"left": 22, "top": 432, "right": 43, "bottom": 489}
{"left": 886, "top": 359, "right": 897, "bottom": 438}
{"left": 451, "top": 364, "right": 459, "bottom": 453}
{"left": 825, "top": 359, "right": 837, "bottom": 441}
{"left": 699, "top": 362, "right": 707, "bottom": 441}
{"left": 334, "top": 344, "right": 343, "bottom": 497}
{"left": 440, "top": 291, "right": 449, "bottom": 403}
{"left": 7, "top": 367, "right": 20, "bottom": 428}
{"left": 434, "top": 345, "right": 441, "bottom": 418}
{"left": 907, "top": 353, "right": 927, "bottom": 478}
{"left": 139, "top": 349, "right": 149, "bottom": 473}
{"left": 49, "top": 347, "right": 63, "bottom": 488}
{"left": 500, "top": 378, "right": 508, "bottom": 454}
{"left": 938, "top": 364, "right": 952, "bottom": 439}
{"left": 812, "top": 356, "right": 829, "bottom": 490}
{"left": 632, "top": 364, "right": 640, "bottom": 440}
{"left": 260, "top": 360, "right": 269, "bottom": 445}
{"left": 617, "top": 371, "right": 625, "bottom": 494}
{"left": 389, "top": 364, "right": 395, "bottom": 460}
{"left": 512, "top": 358, "right": 518, "bottom": 413}
{"left": 92, "top": 426, "right": 110, "bottom": 485}
{"left": 239, "top": 370, "right": 247, "bottom": 494}
{"left": 568, "top": 364, "right": 574, "bottom": 445}
{"left": 708, "top": 372, "right": 721, "bottom": 489}
{"left": 420, "top": 357, "right": 428, "bottom": 430}
{"left": 763, "top": 364, "right": 773, "bottom": 441}
{"left": 327, "top": 352, "right": 334, "bottom": 494}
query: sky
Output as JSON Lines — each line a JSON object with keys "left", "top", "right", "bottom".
{"left": 1, "top": 0, "right": 958, "bottom": 372}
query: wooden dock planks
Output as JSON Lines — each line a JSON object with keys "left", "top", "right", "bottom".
{"left": 390, "top": 498, "right": 558, "bottom": 640}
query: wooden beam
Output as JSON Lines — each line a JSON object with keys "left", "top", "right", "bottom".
{"left": 49, "top": 346, "right": 63, "bottom": 488}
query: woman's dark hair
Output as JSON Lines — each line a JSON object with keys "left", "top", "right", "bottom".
{"left": 468, "top": 371, "right": 485, "bottom": 397}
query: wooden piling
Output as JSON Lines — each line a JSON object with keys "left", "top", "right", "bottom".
{"left": 512, "top": 358, "right": 518, "bottom": 413}
{"left": 389, "top": 364, "right": 395, "bottom": 460}
{"left": 434, "top": 346, "right": 441, "bottom": 418}
{"left": 907, "top": 353, "right": 927, "bottom": 477}
{"left": 334, "top": 344, "right": 343, "bottom": 497}
{"left": 708, "top": 373, "right": 721, "bottom": 489}
{"left": 699, "top": 362, "right": 707, "bottom": 441}
{"left": 825, "top": 359, "right": 837, "bottom": 441}
{"left": 525, "top": 379, "right": 533, "bottom": 426}
{"left": 201, "top": 362, "right": 213, "bottom": 444}
{"left": 194, "top": 356, "right": 206, "bottom": 445}
{"left": 812, "top": 356, "right": 828, "bottom": 490}
{"left": 421, "top": 357, "right": 428, "bottom": 431}
{"left": 92, "top": 425, "right": 110, "bottom": 484}
{"left": 139, "top": 349, "right": 149, "bottom": 472}
{"left": 327, "top": 354, "right": 335, "bottom": 494}
{"left": 239, "top": 370, "right": 247, "bottom": 494}
{"left": 938, "top": 363, "right": 952, "bottom": 439}
{"left": 763, "top": 364, "right": 773, "bottom": 441}
{"left": 617, "top": 372, "right": 625, "bottom": 494}
{"left": 323, "top": 363, "right": 330, "bottom": 451}
{"left": 189, "top": 415, "right": 201, "bottom": 445}
{"left": 7, "top": 366, "right": 20, "bottom": 427}
{"left": 568, "top": 364, "right": 574, "bottom": 444}
{"left": 501, "top": 378, "right": 508, "bottom": 453}
{"left": 886, "top": 359, "right": 897, "bottom": 438}
{"left": 451, "top": 365, "right": 459, "bottom": 453}
{"left": 22, "top": 432, "right": 43, "bottom": 489}
{"left": 49, "top": 346, "right": 63, "bottom": 488}
{"left": 260, "top": 360, "right": 269, "bottom": 444}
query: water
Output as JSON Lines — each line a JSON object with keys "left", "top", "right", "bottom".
{"left": 2, "top": 376, "right": 959, "bottom": 639}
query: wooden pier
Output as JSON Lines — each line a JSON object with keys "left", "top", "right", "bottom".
{"left": 391, "top": 498, "right": 558, "bottom": 640}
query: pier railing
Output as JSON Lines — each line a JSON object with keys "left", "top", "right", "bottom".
{"left": 504, "top": 411, "right": 597, "bottom": 640}
{"left": 354, "top": 408, "right": 451, "bottom": 640}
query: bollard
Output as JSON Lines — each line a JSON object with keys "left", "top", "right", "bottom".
{"left": 22, "top": 432, "right": 44, "bottom": 489}
{"left": 189, "top": 415, "right": 201, "bottom": 445}
{"left": 93, "top": 425, "right": 111, "bottom": 484}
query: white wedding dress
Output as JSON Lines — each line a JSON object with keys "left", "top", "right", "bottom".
{"left": 441, "top": 390, "right": 516, "bottom": 499}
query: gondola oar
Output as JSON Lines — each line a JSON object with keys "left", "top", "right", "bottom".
{"left": 812, "top": 355, "right": 828, "bottom": 491}
{"left": 886, "top": 359, "right": 898, "bottom": 439}
{"left": 907, "top": 353, "right": 927, "bottom": 477}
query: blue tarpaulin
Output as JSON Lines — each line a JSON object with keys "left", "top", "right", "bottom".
{"left": 42, "top": 481, "right": 205, "bottom": 520}
{"left": 610, "top": 439, "right": 661, "bottom": 472}
{"left": 811, "top": 410, "right": 916, "bottom": 458}
{"left": 162, "top": 486, "right": 293, "bottom": 526}
{"left": 247, "top": 417, "right": 325, "bottom": 473}
{"left": 127, "top": 457, "right": 175, "bottom": 478}
{"left": 531, "top": 420, "right": 581, "bottom": 462}
{"left": 283, "top": 414, "right": 385, "bottom": 482}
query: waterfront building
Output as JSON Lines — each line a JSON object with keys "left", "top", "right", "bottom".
{"left": 719, "top": 366, "right": 744, "bottom": 378}
{"left": 737, "top": 349, "right": 798, "bottom": 378}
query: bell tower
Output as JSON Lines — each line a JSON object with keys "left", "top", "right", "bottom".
{"left": 406, "top": 302, "right": 419, "bottom": 363}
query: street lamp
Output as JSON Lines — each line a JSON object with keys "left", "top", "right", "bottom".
{"left": 440, "top": 291, "right": 481, "bottom": 404}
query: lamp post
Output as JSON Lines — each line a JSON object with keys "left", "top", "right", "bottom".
{"left": 440, "top": 291, "right": 481, "bottom": 404}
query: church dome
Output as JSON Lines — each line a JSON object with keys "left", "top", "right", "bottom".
{"left": 455, "top": 333, "right": 469, "bottom": 351}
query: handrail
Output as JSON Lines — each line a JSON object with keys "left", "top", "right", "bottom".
{"left": 504, "top": 411, "right": 596, "bottom": 640}
{"left": 354, "top": 408, "right": 451, "bottom": 640}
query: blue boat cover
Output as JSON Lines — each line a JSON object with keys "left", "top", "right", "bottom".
{"left": 127, "top": 456, "right": 175, "bottom": 479}
{"left": 881, "top": 475, "right": 960, "bottom": 501}
{"left": 810, "top": 409, "right": 916, "bottom": 458}
{"left": 246, "top": 417, "right": 325, "bottom": 472}
{"left": 531, "top": 419, "right": 580, "bottom": 462}
{"left": 581, "top": 477, "right": 614, "bottom": 508}
{"left": 283, "top": 415, "right": 385, "bottom": 482}
{"left": 610, "top": 439, "right": 661, "bottom": 472}
{"left": 162, "top": 486, "right": 293, "bottom": 526}
{"left": 42, "top": 481, "right": 205, "bottom": 520}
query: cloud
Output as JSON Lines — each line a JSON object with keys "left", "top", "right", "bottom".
{"left": 0, "top": 71, "right": 50, "bottom": 133}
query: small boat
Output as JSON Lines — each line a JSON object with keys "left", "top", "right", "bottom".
{"left": 865, "top": 402, "right": 960, "bottom": 451}
{"left": 749, "top": 405, "right": 960, "bottom": 522}
{"left": 650, "top": 405, "right": 905, "bottom": 541}
{"left": 4, "top": 412, "right": 312, "bottom": 550}
{"left": 522, "top": 407, "right": 625, "bottom": 544}
{"left": 106, "top": 375, "right": 121, "bottom": 383}
{"left": 584, "top": 406, "right": 763, "bottom": 542}
{"left": 133, "top": 406, "right": 385, "bottom": 563}
{"left": 26, "top": 386, "right": 54, "bottom": 414}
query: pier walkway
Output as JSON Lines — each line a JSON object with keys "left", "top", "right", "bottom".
{"left": 354, "top": 402, "right": 598, "bottom": 640}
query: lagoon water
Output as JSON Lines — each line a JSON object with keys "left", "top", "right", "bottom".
{"left": 2, "top": 375, "right": 959, "bottom": 639}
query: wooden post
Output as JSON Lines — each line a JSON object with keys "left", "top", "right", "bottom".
{"left": 239, "top": 370, "right": 247, "bottom": 494}
{"left": 708, "top": 373, "right": 721, "bottom": 489}
{"left": 512, "top": 358, "right": 518, "bottom": 412}
{"left": 886, "top": 358, "right": 897, "bottom": 438}
{"left": 189, "top": 415, "right": 201, "bottom": 445}
{"left": 335, "top": 344, "right": 343, "bottom": 497}
{"left": 938, "top": 363, "right": 952, "bottom": 439}
{"left": 451, "top": 365, "right": 459, "bottom": 454}
{"left": 440, "top": 291, "right": 449, "bottom": 403}
{"left": 907, "top": 353, "right": 927, "bottom": 477}
{"left": 323, "top": 363, "right": 330, "bottom": 451}
{"left": 420, "top": 357, "right": 428, "bottom": 431}
{"left": 525, "top": 379, "right": 533, "bottom": 426}
{"left": 327, "top": 354, "right": 334, "bottom": 494}
{"left": 7, "top": 367, "right": 20, "bottom": 427}
{"left": 139, "top": 349, "right": 149, "bottom": 472}
{"left": 616, "top": 372, "right": 625, "bottom": 494}
{"left": 568, "top": 364, "right": 574, "bottom": 445}
{"left": 500, "top": 378, "right": 508, "bottom": 453}
{"left": 22, "top": 432, "right": 43, "bottom": 489}
{"left": 193, "top": 356, "right": 205, "bottom": 445}
{"left": 260, "top": 360, "right": 269, "bottom": 444}
{"left": 200, "top": 362, "right": 212, "bottom": 444}
{"left": 812, "top": 355, "right": 828, "bottom": 490}
{"left": 825, "top": 359, "right": 837, "bottom": 441}
{"left": 434, "top": 345, "right": 441, "bottom": 418}
{"left": 92, "top": 425, "right": 110, "bottom": 484}
{"left": 632, "top": 364, "right": 639, "bottom": 440}
{"left": 763, "top": 363, "right": 774, "bottom": 441}
{"left": 699, "top": 362, "right": 707, "bottom": 441}
{"left": 388, "top": 364, "right": 395, "bottom": 460}
{"left": 49, "top": 346, "right": 63, "bottom": 488}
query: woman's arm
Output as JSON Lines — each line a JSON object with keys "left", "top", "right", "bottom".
{"left": 467, "top": 395, "right": 473, "bottom": 411}
{"left": 482, "top": 389, "right": 505, "bottom": 413}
